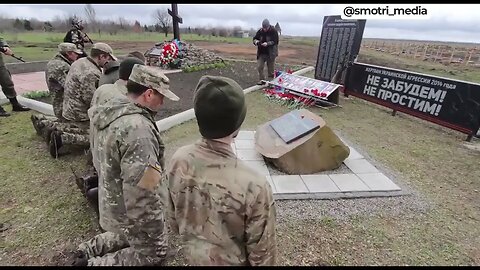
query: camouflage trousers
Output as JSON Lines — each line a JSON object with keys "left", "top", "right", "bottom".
{"left": 31, "top": 114, "right": 90, "bottom": 147}
{"left": 78, "top": 231, "right": 167, "bottom": 266}
{"left": 50, "top": 90, "right": 64, "bottom": 119}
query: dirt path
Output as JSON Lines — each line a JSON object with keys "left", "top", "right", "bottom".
{"left": 192, "top": 41, "right": 319, "bottom": 66}
{"left": 155, "top": 61, "right": 298, "bottom": 121}
{"left": 104, "top": 40, "right": 319, "bottom": 66}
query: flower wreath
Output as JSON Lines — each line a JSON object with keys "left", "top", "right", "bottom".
{"left": 159, "top": 42, "right": 179, "bottom": 66}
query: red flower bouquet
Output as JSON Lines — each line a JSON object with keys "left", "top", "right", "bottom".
{"left": 159, "top": 42, "right": 179, "bottom": 66}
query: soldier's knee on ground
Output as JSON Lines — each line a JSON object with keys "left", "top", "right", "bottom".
{"left": 31, "top": 114, "right": 46, "bottom": 135}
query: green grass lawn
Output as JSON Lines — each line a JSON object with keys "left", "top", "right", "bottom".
{"left": 1, "top": 31, "right": 252, "bottom": 45}
{"left": 0, "top": 107, "right": 98, "bottom": 265}
{"left": 1, "top": 87, "right": 479, "bottom": 265}
{"left": 0, "top": 31, "right": 253, "bottom": 63}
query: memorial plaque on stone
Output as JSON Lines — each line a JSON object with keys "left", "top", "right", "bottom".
{"left": 269, "top": 110, "right": 320, "bottom": 144}
{"left": 148, "top": 48, "right": 163, "bottom": 57}
{"left": 255, "top": 109, "right": 350, "bottom": 174}
{"left": 315, "top": 15, "right": 366, "bottom": 83}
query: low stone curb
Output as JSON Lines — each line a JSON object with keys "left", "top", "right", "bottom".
{"left": 273, "top": 189, "right": 410, "bottom": 201}
{"left": 1, "top": 66, "right": 315, "bottom": 130}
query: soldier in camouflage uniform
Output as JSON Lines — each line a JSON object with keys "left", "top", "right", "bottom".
{"left": 0, "top": 37, "right": 31, "bottom": 117}
{"left": 97, "top": 51, "right": 146, "bottom": 87}
{"left": 64, "top": 19, "right": 91, "bottom": 58}
{"left": 49, "top": 43, "right": 116, "bottom": 158}
{"left": 166, "top": 76, "right": 277, "bottom": 266}
{"left": 69, "top": 64, "right": 180, "bottom": 266}
{"left": 30, "top": 43, "right": 82, "bottom": 141}
{"left": 83, "top": 57, "right": 146, "bottom": 215}
{"left": 46, "top": 42, "right": 82, "bottom": 118}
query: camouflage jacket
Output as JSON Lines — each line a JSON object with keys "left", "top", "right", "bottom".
{"left": 88, "top": 79, "right": 128, "bottom": 172}
{"left": 68, "top": 29, "right": 89, "bottom": 50}
{"left": 62, "top": 57, "right": 102, "bottom": 122}
{"left": 166, "top": 139, "right": 277, "bottom": 266}
{"left": 89, "top": 93, "right": 168, "bottom": 254}
{"left": 98, "top": 60, "right": 120, "bottom": 87}
{"left": 45, "top": 53, "right": 72, "bottom": 118}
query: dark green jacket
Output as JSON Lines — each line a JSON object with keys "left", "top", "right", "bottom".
{"left": 98, "top": 60, "right": 120, "bottom": 87}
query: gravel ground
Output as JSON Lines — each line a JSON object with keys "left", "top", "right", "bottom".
{"left": 273, "top": 129, "right": 432, "bottom": 223}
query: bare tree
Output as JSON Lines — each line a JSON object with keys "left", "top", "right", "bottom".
{"left": 84, "top": 4, "right": 97, "bottom": 31}
{"left": 118, "top": 17, "right": 129, "bottom": 30}
{"left": 153, "top": 9, "right": 172, "bottom": 37}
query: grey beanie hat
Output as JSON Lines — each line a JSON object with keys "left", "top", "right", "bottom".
{"left": 262, "top": 19, "right": 270, "bottom": 28}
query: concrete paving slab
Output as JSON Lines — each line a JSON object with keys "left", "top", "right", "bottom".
{"left": 301, "top": 175, "right": 341, "bottom": 193}
{"left": 272, "top": 175, "right": 309, "bottom": 194}
{"left": 356, "top": 173, "right": 401, "bottom": 191}
{"left": 329, "top": 174, "right": 371, "bottom": 192}
{"left": 234, "top": 139, "right": 255, "bottom": 150}
{"left": 344, "top": 158, "right": 379, "bottom": 174}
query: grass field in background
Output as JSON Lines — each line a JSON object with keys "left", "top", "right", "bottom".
{"left": 2, "top": 31, "right": 479, "bottom": 85}
{"left": 1, "top": 31, "right": 253, "bottom": 44}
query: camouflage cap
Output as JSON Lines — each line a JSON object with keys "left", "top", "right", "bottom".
{"left": 129, "top": 64, "right": 180, "bottom": 101}
{"left": 58, "top": 42, "right": 83, "bottom": 54}
{"left": 92, "top": 42, "right": 117, "bottom": 61}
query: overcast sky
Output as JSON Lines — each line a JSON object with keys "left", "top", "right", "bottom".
{"left": 0, "top": 4, "right": 479, "bottom": 43}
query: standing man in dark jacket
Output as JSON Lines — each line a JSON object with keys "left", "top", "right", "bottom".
{"left": 253, "top": 19, "right": 279, "bottom": 85}
{"left": 0, "top": 37, "right": 31, "bottom": 116}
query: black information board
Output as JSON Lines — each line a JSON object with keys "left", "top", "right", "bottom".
{"left": 345, "top": 62, "right": 480, "bottom": 137}
{"left": 315, "top": 15, "right": 366, "bottom": 82}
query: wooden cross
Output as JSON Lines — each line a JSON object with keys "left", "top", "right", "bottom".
{"left": 168, "top": 4, "right": 183, "bottom": 40}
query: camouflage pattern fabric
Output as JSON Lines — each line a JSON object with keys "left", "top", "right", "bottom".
{"left": 62, "top": 57, "right": 102, "bottom": 122}
{"left": 88, "top": 79, "right": 128, "bottom": 172}
{"left": 77, "top": 231, "right": 159, "bottom": 266}
{"left": 83, "top": 93, "right": 168, "bottom": 266}
{"left": 166, "top": 138, "right": 277, "bottom": 266}
{"left": 91, "top": 80, "right": 128, "bottom": 108}
{"left": 70, "top": 29, "right": 89, "bottom": 50}
{"left": 45, "top": 53, "right": 72, "bottom": 118}
{"left": 31, "top": 114, "right": 89, "bottom": 146}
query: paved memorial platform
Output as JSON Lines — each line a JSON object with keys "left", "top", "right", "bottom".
{"left": 233, "top": 130, "right": 405, "bottom": 200}
{"left": 1, "top": 69, "right": 183, "bottom": 102}
{"left": 12, "top": 72, "right": 48, "bottom": 95}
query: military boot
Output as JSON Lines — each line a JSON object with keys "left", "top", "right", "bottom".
{"left": 86, "top": 187, "right": 99, "bottom": 215}
{"left": 49, "top": 130, "right": 63, "bottom": 158}
{"left": 30, "top": 114, "right": 45, "bottom": 135}
{"left": 66, "top": 250, "right": 88, "bottom": 266}
{"left": 9, "top": 97, "right": 30, "bottom": 112}
{"left": 0, "top": 105, "right": 10, "bottom": 117}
